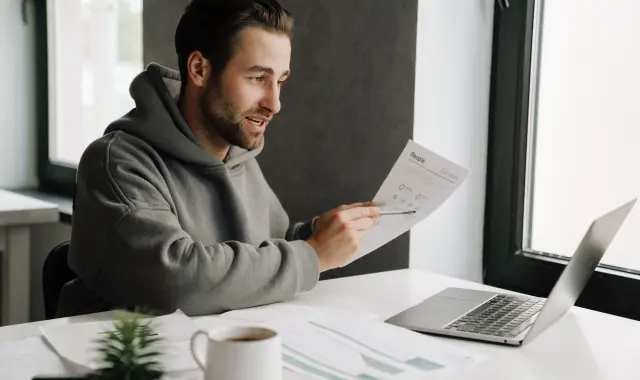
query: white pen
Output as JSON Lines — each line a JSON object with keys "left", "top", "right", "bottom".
{"left": 379, "top": 210, "right": 416, "bottom": 216}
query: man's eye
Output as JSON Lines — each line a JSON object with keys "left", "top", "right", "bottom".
{"left": 250, "top": 76, "right": 265, "bottom": 82}
{"left": 277, "top": 80, "right": 287, "bottom": 87}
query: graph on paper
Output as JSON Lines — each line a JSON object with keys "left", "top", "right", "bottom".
{"left": 267, "top": 317, "right": 485, "bottom": 380}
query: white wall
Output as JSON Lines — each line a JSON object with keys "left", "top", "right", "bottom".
{"left": 410, "top": 0, "right": 494, "bottom": 282}
{"left": 1, "top": 2, "right": 71, "bottom": 323}
{"left": 0, "top": 0, "right": 38, "bottom": 188}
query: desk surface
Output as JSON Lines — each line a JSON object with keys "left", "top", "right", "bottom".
{"left": 0, "top": 269, "right": 638, "bottom": 380}
{"left": 0, "top": 189, "right": 59, "bottom": 226}
{"left": 13, "top": 189, "right": 73, "bottom": 224}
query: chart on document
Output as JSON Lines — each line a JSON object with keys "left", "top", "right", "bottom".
{"left": 348, "top": 140, "right": 470, "bottom": 264}
{"left": 268, "top": 317, "right": 484, "bottom": 380}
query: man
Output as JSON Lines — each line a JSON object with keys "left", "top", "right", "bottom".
{"left": 56, "top": 0, "right": 379, "bottom": 317}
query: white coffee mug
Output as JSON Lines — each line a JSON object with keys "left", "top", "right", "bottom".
{"left": 190, "top": 326, "right": 282, "bottom": 380}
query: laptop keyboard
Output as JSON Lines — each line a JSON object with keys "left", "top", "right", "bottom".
{"left": 444, "top": 294, "right": 545, "bottom": 338}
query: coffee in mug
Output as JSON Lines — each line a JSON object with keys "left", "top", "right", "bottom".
{"left": 190, "top": 326, "right": 282, "bottom": 380}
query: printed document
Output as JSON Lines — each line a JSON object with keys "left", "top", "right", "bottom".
{"left": 349, "top": 140, "right": 469, "bottom": 264}
{"left": 267, "top": 316, "right": 485, "bottom": 380}
{"left": 38, "top": 308, "right": 485, "bottom": 379}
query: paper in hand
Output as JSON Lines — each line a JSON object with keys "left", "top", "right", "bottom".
{"left": 346, "top": 140, "right": 470, "bottom": 265}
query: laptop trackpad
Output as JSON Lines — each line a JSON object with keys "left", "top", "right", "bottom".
{"left": 387, "top": 295, "right": 487, "bottom": 330}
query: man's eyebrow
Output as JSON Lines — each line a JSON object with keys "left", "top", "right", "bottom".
{"left": 247, "top": 65, "right": 290, "bottom": 78}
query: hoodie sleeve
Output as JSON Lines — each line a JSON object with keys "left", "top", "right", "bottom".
{"left": 68, "top": 133, "right": 320, "bottom": 316}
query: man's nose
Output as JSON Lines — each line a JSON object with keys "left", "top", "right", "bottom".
{"left": 259, "top": 84, "right": 281, "bottom": 115}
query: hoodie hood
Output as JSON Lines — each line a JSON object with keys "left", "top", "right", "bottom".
{"left": 105, "top": 63, "right": 263, "bottom": 168}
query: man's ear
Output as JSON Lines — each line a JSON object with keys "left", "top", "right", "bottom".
{"left": 187, "top": 51, "right": 210, "bottom": 88}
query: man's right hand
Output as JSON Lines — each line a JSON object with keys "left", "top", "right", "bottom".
{"left": 306, "top": 202, "right": 380, "bottom": 271}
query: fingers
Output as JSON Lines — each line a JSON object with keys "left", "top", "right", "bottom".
{"left": 348, "top": 215, "right": 379, "bottom": 231}
{"left": 343, "top": 201, "right": 375, "bottom": 209}
{"left": 340, "top": 206, "right": 380, "bottom": 221}
{"left": 331, "top": 202, "right": 376, "bottom": 218}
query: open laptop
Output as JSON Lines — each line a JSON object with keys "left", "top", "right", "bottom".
{"left": 386, "top": 198, "right": 637, "bottom": 346}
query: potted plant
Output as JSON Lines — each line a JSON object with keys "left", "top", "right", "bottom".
{"left": 90, "top": 311, "right": 165, "bottom": 380}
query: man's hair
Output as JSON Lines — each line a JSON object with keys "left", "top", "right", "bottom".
{"left": 175, "top": 0, "right": 294, "bottom": 95}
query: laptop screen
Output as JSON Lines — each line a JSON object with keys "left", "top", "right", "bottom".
{"left": 524, "top": 199, "right": 636, "bottom": 344}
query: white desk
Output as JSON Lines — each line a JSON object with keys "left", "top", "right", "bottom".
{"left": 0, "top": 269, "right": 639, "bottom": 379}
{"left": 0, "top": 190, "right": 59, "bottom": 326}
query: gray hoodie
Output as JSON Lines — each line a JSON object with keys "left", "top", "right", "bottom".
{"left": 56, "top": 63, "right": 320, "bottom": 317}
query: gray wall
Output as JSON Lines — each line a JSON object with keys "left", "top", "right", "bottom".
{"left": 143, "top": 0, "right": 418, "bottom": 279}
{"left": 264, "top": 0, "right": 417, "bottom": 279}
{"left": 143, "top": 0, "right": 189, "bottom": 67}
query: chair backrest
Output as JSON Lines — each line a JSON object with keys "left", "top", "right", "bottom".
{"left": 42, "top": 241, "right": 76, "bottom": 319}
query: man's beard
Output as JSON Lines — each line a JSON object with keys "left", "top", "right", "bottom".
{"left": 199, "top": 83, "right": 264, "bottom": 151}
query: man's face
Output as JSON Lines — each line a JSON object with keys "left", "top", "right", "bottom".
{"left": 200, "top": 27, "right": 291, "bottom": 150}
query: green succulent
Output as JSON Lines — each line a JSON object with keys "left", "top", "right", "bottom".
{"left": 90, "top": 311, "right": 165, "bottom": 380}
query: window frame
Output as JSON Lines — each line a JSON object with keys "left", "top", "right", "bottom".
{"left": 34, "top": 0, "right": 77, "bottom": 197}
{"left": 484, "top": 0, "right": 640, "bottom": 320}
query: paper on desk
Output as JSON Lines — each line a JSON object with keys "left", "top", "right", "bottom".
{"left": 266, "top": 316, "right": 486, "bottom": 380}
{"left": 40, "top": 310, "right": 200, "bottom": 373}
{"left": 0, "top": 336, "right": 80, "bottom": 380}
{"left": 219, "top": 303, "right": 379, "bottom": 323}
{"left": 349, "top": 140, "right": 470, "bottom": 264}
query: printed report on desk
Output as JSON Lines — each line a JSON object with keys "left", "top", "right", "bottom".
{"left": 268, "top": 316, "right": 484, "bottom": 380}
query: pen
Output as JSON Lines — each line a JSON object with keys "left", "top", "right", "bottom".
{"left": 379, "top": 210, "right": 416, "bottom": 216}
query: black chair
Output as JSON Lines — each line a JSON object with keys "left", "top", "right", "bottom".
{"left": 42, "top": 241, "right": 76, "bottom": 319}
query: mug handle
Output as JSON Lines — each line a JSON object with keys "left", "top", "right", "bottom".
{"left": 189, "top": 330, "right": 208, "bottom": 371}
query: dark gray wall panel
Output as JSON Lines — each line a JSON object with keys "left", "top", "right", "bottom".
{"left": 143, "top": 0, "right": 189, "bottom": 68}
{"left": 261, "top": 0, "right": 417, "bottom": 279}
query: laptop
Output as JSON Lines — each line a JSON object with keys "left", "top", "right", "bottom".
{"left": 386, "top": 198, "right": 637, "bottom": 346}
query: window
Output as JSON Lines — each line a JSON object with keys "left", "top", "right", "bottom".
{"left": 485, "top": 0, "right": 640, "bottom": 320}
{"left": 528, "top": 0, "right": 640, "bottom": 271}
{"left": 36, "top": 0, "right": 143, "bottom": 195}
